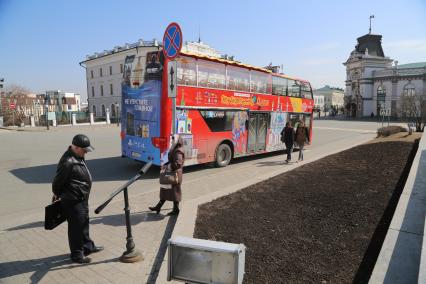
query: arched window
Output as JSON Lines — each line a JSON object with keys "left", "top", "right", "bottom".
{"left": 111, "top": 104, "right": 116, "bottom": 117}
{"left": 92, "top": 105, "right": 96, "bottom": 116}
{"left": 403, "top": 83, "right": 416, "bottom": 97}
{"left": 377, "top": 85, "right": 386, "bottom": 113}
{"left": 101, "top": 105, "right": 106, "bottom": 117}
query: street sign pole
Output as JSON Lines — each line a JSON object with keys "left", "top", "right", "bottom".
{"left": 381, "top": 112, "right": 384, "bottom": 128}
{"left": 387, "top": 110, "right": 390, "bottom": 127}
{"left": 168, "top": 61, "right": 177, "bottom": 133}
{"left": 163, "top": 22, "right": 182, "bottom": 136}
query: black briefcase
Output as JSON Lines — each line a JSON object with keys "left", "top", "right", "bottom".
{"left": 44, "top": 201, "right": 66, "bottom": 230}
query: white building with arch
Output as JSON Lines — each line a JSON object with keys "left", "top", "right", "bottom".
{"left": 80, "top": 40, "right": 221, "bottom": 119}
{"left": 343, "top": 32, "right": 426, "bottom": 117}
{"left": 79, "top": 39, "right": 161, "bottom": 118}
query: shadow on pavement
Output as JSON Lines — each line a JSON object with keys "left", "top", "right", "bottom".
{"left": 5, "top": 211, "right": 167, "bottom": 231}
{"left": 10, "top": 156, "right": 157, "bottom": 184}
{"left": 10, "top": 150, "right": 291, "bottom": 185}
{"left": 90, "top": 211, "right": 166, "bottom": 227}
{"left": 255, "top": 161, "right": 286, "bottom": 167}
{"left": 0, "top": 253, "right": 119, "bottom": 283}
{"left": 146, "top": 215, "right": 177, "bottom": 284}
{"left": 5, "top": 221, "right": 45, "bottom": 231}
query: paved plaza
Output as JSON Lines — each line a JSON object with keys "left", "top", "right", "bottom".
{"left": 0, "top": 121, "right": 380, "bottom": 283}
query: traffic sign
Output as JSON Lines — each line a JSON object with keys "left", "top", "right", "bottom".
{"left": 162, "top": 22, "right": 182, "bottom": 60}
{"left": 380, "top": 108, "right": 390, "bottom": 116}
{"left": 10, "top": 103, "right": 16, "bottom": 110}
{"left": 168, "top": 61, "right": 177, "bottom": 98}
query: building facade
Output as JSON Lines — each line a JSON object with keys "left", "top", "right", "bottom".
{"left": 313, "top": 95, "right": 324, "bottom": 111}
{"left": 80, "top": 40, "right": 222, "bottom": 118}
{"left": 344, "top": 33, "right": 426, "bottom": 117}
{"left": 45, "top": 90, "right": 81, "bottom": 112}
{"left": 80, "top": 39, "right": 161, "bottom": 118}
{"left": 313, "top": 85, "right": 344, "bottom": 111}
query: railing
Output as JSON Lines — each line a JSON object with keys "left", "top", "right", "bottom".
{"left": 95, "top": 161, "right": 152, "bottom": 263}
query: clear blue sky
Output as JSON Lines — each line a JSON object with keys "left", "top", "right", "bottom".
{"left": 1, "top": 0, "right": 425, "bottom": 101}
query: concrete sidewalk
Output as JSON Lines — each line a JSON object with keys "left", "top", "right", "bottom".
{"left": 0, "top": 130, "right": 376, "bottom": 284}
{"left": 370, "top": 132, "right": 426, "bottom": 284}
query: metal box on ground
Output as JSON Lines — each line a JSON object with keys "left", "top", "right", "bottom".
{"left": 167, "top": 236, "right": 246, "bottom": 284}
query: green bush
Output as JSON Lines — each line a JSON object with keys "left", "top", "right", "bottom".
{"left": 377, "top": 126, "right": 407, "bottom": 137}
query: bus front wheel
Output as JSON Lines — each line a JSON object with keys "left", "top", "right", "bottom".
{"left": 215, "top": 143, "right": 232, "bottom": 167}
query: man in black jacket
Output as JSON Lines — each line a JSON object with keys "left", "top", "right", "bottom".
{"left": 281, "top": 122, "right": 295, "bottom": 163}
{"left": 52, "top": 134, "right": 103, "bottom": 264}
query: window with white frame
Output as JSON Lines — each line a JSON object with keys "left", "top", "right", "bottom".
{"left": 403, "top": 83, "right": 416, "bottom": 97}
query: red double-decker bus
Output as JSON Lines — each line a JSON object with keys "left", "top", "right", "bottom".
{"left": 121, "top": 50, "right": 314, "bottom": 167}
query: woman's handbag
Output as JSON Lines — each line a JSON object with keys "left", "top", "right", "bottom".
{"left": 44, "top": 200, "right": 65, "bottom": 230}
{"left": 159, "top": 169, "right": 179, "bottom": 185}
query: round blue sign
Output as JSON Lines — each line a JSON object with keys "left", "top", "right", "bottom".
{"left": 163, "top": 22, "right": 182, "bottom": 60}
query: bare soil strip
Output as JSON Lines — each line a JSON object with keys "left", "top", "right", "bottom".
{"left": 194, "top": 134, "right": 419, "bottom": 283}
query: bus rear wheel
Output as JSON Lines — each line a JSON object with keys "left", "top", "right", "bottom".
{"left": 215, "top": 143, "right": 232, "bottom": 167}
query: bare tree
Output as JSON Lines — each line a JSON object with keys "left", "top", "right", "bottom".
{"left": 398, "top": 92, "right": 426, "bottom": 131}
{"left": 3, "top": 84, "right": 31, "bottom": 96}
{"left": 1, "top": 84, "right": 33, "bottom": 126}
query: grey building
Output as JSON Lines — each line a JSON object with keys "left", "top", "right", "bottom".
{"left": 343, "top": 32, "right": 426, "bottom": 117}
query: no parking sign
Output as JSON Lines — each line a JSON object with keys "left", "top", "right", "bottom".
{"left": 162, "top": 22, "right": 182, "bottom": 60}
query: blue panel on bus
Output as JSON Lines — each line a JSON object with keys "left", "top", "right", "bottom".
{"left": 121, "top": 80, "right": 162, "bottom": 165}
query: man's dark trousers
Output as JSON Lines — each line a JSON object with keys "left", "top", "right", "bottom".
{"left": 285, "top": 143, "right": 293, "bottom": 161}
{"left": 61, "top": 199, "right": 95, "bottom": 259}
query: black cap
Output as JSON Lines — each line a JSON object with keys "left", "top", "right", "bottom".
{"left": 72, "top": 134, "right": 94, "bottom": 152}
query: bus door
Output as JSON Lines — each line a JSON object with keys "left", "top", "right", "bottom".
{"left": 247, "top": 112, "right": 269, "bottom": 152}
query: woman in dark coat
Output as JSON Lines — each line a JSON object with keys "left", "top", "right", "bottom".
{"left": 149, "top": 134, "right": 185, "bottom": 215}
{"left": 295, "top": 120, "right": 310, "bottom": 162}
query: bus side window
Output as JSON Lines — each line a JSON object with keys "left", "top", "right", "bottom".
{"left": 227, "top": 66, "right": 250, "bottom": 92}
{"left": 288, "top": 79, "right": 301, "bottom": 98}
{"left": 301, "top": 82, "right": 313, "bottom": 99}
{"left": 272, "top": 76, "right": 287, "bottom": 96}
{"left": 197, "top": 60, "right": 226, "bottom": 89}
{"left": 250, "top": 70, "right": 270, "bottom": 94}
{"left": 177, "top": 56, "right": 197, "bottom": 86}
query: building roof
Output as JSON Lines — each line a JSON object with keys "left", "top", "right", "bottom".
{"left": 80, "top": 39, "right": 160, "bottom": 64}
{"left": 64, "top": 98, "right": 77, "bottom": 104}
{"left": 396, "top": 62, "right": 426, "bottom": 69}
{"left": 315, "top": 85, "right": 344, "bottom": 92}
{"left": 355, "top": 34, "right": 385, "bottom": 57}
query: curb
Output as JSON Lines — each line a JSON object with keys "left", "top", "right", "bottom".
{"left": 156, "top": 134, "right": 377, "bottom": 283}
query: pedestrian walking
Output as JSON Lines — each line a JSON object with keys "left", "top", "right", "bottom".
{"left": 280, "top": 121, "right": 295, "bottom": 163}
{"left": 295, "top": 121, "right": 310, "bottom": 162}
{"left": 52, "top": 134, "right": 103, "bottom": 264}
{"left": 149, "top": 134, "right": 185, "bottom": 216}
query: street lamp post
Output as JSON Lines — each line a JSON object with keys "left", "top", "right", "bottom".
{"left": 45, "top": 94, "right": 49, "bottom": 130}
